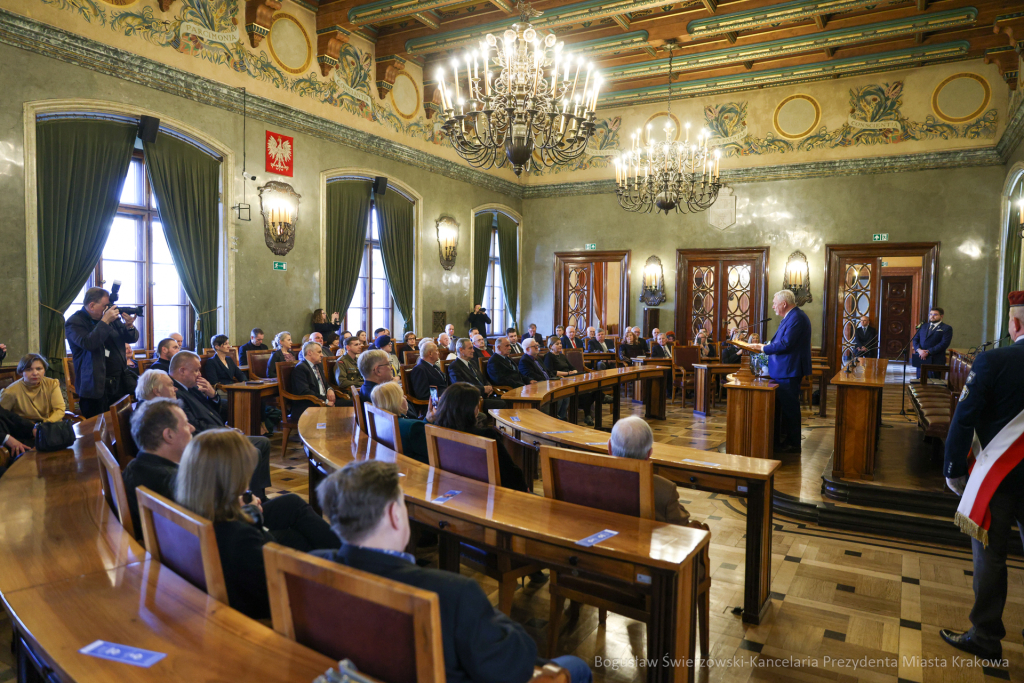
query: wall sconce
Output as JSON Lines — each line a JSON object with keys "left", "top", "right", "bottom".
{"left": 639, "top": 255, "right": 666, "bottom": 306}
{"left": 435, "top": 214, "right": 459, "bottom": 270}
{"left": 258, "top": 181, "right": 301, "bottom": 256}
{"left": 784, "top": 250, "right": 813, "bottom": 306}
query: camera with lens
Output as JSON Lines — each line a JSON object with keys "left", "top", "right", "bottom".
{"left": 108, "top": 280, "right": 145, "bottom": 317}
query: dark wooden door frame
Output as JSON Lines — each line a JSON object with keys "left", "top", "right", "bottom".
{"left": 823, "top": 243, "right": 938, "bottom": 375}
{"left": 674, "top": 248, "right": 770, "bottom": 342}
{"left": 553, "top": 250, "right": 630, "bottom": 335}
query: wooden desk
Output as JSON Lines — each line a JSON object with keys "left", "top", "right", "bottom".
{"left": 693, "top": 362, "right": 830, "bottom": 417}
{"left": 301, "top": 408, "right": 708, "bottom": 682}
{"left": 489, "top": 409, "right": 780, "bottom": 625}
{"left": 723, "top": 376, "right": 777, "bottom": 460}
{"left": 629, "top": 357, "right": 673, "bottom": 412}
{"left": 831, "top": 358, "right": 888, "bottom": 481}
{"left": 502, "top": 365, "right": 671, "bottom": 424}
{"left": 224, "top": 380, "right": 278, "bottom": 436}
{"left": 0, "top": 426, "right": 337, "bottom": 683}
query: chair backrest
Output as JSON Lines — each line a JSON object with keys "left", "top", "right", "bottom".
{"left": 247, "top": 350, "right": 274, "bottom": 380}
{"left": 96, "top": 441, "right": 135, "bottom": 539}
{"left": 350, "top": 386, "right": 367, "bottom": 434}
{"left": 403, "top": 350, "right": 419, "bottom": 365}
{"left": 424, "top": 424, "right": 500, "bottom": 485}
{"left": 539, "top": 446, "right": 655, "bottom": 520}
{"left": 62, "top": 356, "right": 79, "bottom": 412}
{"left": 276, "top": 361, "right": 299, "bottom": 418}
{"left": 136, "top": 358, "right": 155, "bottom": 374}
{"left": 565, "top": 348, "right": 587, "bottom": 374}
{"left": 135, "top": 486, "right": 228, "bottom": 603}
{"left": 323, "top": 357, "right": 339, "bottom": 390}
{"left": 0, "top": 367, "right": 18, "bottom": 393}
{"left": 366, "top": 404, "right": 404, "bottom": 454}
{"left": 107, "top": 395, "right": 137, "bottom": 468}
{"left": 263, "top": 543, "right": 445, "bottom": 683}
{"left": 672, "top": 345, "right": 701, "bottom": 372}
{"left": 439, "top": 358, "right": 454, "bottom": 377}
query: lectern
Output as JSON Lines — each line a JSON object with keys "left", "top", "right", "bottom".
{"left": 723, "top": 340, "right": 778, "bottom": 459}
{"left": 831, "top": 358, "right": 888, "bottom": 480}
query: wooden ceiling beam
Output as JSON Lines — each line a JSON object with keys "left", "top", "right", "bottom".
{"left": 916, "top": 0, "right": 927, "bottom": 10}
{"left": 612, "top": 14, "right": 631, "bottom": 30}
{"left": 813, "top": 14, "right": 825, "bottom": 29}
{"left": 701, "top": 0, "right": 717, "bottom": 15}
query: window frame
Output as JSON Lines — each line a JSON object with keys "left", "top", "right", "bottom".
{"left": 344, "top": 205, "right": 394, "bottom": 335}
{"left": 483, "top": 223, "right": 511, "bottom": 336}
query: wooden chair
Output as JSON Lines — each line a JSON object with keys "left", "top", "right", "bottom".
{"left": 107, "top": 395, "right": 137, "bottom": 468}
{"left": 540, "top": 445, "right": 711, "bottom": 659}
{"left": 424, "top": 425, "right": 542, "bottom": 615}
{"left": 403, "top": 350, "right": 419, "bottom": 365}
{"left": 365, "top": 404, "right": 404, "bottom": 454}
{"left": 671, "top": 345, "right": 701, "bottom": 406}
{"left": 277, "top": 361, "right": 326, "bottom": 458}
{"left": 439, "top": 357, "right": 455, "bottom": 378}
{"left": 62, "top": 356, "right": 80, "bottom": 414}
{"left": 246, "top": 350, "right": 274, "bottom": 380}
{"left": 135, "top": 486, "right": 228, "bottom": 603}
{"left": 263, "top": 543, "right": 446, "bottom": 683}
{"left": 0, "top": 366, "right": 18, "bottom": 393}
{"left": 323, "top": 357, "right": 340, "bottom": 391}
{"left": 136, "top": 358, "right": 155, "bottom": 374}
{"left": 565, "top": 348, "right": 591, "bottom": 375}
{"left": 350, "top": 386, "right": 368, "bottom": 434}
{"left": 96, "top": 441, "right": 135, "bottom": 539}
{"left": 399, "top": 364, "right": 429, "bottom": 415}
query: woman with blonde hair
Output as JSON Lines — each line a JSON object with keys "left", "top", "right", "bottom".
{"left": 174, "top": 429, "right": 339, "bottom": 619}
{"left": 618, "top": 328, "right": 644, "bottom": 362}
{"left": 267, "top": 331, "right": 296, "bottom": 378}
{"left": 370, "top": 382, "right": 430, "bottom": 464}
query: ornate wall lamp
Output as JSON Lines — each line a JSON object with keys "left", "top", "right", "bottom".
{"left": 435, "top": 214, "right": 460, "bottom": 270}
{"left": 640, "top": 255, "right": 666, "bottom": 306}
{"left": 784, "top": 250, "right": 813, "bottom": 306}
{"left": 258, "top": 181, "right": 300, "bottom": 256}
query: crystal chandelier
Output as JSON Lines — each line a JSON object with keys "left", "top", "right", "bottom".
{"left": 613, "top": 45, "right": 723, "bottom": 214}
{"left": 434, "top": 1, "right": 602, "bottom": 176}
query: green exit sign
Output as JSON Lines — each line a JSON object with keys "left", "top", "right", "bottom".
{"left": 273, "top": 261, "right": 287, "bottom": 271}
{"left": 872, "top": 233, "right": 889, "bottom": 242}
{"left": 584, "top": 243, "right": 597, "bottom": 250}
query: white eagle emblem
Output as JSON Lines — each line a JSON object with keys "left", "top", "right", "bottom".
{"left": 266, "top": 135, "right": 292, "bottom": 172}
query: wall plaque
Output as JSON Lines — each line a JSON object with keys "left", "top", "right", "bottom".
{"left": 708, "top": 187, "right": 736, "bottom": 230}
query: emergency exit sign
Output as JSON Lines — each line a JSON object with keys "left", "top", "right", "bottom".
{"left": 273, "top": 261, "right": 287, "bottom": 271}
{"left": 584, "top": 243, "right": 597, "bottom": 250}
{"left": 872, "top": 233, "right": 889, "bottom": 242}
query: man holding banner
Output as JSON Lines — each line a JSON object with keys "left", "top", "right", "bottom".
{"left": 940, "top": 290, "right": 1024, "bottom": 661}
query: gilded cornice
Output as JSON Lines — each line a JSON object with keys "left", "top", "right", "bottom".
{"left": 996, "top": 89, "right": 1024, "bottom": 161}
{"left": 351, "top": 0, "right": 472, "bottom": 27}
{"left": 687, "top": 0, "right": 913, "bottom": 39}
{"left": 604, "top": 8, "right": 978, "bottom": 83}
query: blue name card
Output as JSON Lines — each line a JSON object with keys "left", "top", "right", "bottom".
{"left": 576, "top": 529, "right": 619, "bottom": 547}
{"left": 432, "top": 490, "right": 462, "bottom": 504}
{"left": 79, "top": 641, "right": 166, "bottom": 668}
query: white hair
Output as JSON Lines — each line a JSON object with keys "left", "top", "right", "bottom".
{"left": 418, "top": 338, "right": 435, "bottom": 354}
{"left": 773, "top": 290, "right": 796, "bottom": 307}
{"left": 522, "top": 338, "right": 539, "bottom": 350}
{"left": 136, "top": 369, "right": 170, "bottom": 402}
{"left": 301, "top": 341, "right": 322, "bottom": 357}
{"left": 609, "top": 416, "right": 654, "bottom": 460}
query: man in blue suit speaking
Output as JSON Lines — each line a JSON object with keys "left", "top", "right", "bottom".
{"left": 750, "top": 290, "right": 812, "bottom": 454}
{"left": 911, "top": 307, "right": 953, "bottom": 380}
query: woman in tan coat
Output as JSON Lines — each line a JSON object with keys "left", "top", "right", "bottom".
{"left": 1, "top": 354, "right": 65, "bottom": 422}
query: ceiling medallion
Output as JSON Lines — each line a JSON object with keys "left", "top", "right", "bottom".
{"left": 614, "top": 43, "right": 724, "bottom": 215}
{"left": 434, "top": 0, "right": 602, "bottom": 176}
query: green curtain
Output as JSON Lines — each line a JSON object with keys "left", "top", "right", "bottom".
{"left": 376, "top": 190, "right": 415, "bottom": 332}
{"left": 36, "top": 119, "right": 136, "bottom": 369}
{"left": 473, "top": 211, "right": 493, "bottom": 308}
{"left": 326, "top": 180, "right": 373, "bottom": 317}
{"left": 1003, "top": 204, "right": 1023, "bottom": 328}
{"left": 144, "top": 133, "right": 221, "bottom": 347}
{"left": 496, "top": 212, "right": 519, "bottom": 326}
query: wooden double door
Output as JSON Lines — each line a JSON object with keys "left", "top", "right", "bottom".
{"left": 674, "top": 249, "right": 769, "bottom": 345}
{"left": 553, "top": 251, "right": 630, "bottom": 335}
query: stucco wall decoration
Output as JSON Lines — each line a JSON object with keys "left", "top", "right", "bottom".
{"left": 773, "top": 95, "right": 821, "bottom": 140}
{"left": 932, "top": 72, "right": 991, "bottom": 123}
{"left": 705, "top": 102, "right": 794, "bottom": 157}
{"left": 266, "top": 12, "right": 311, "bottom": 76}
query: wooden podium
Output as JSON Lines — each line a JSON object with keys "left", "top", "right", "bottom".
{"left": 831, "top": 358, "right": 888, "bottom": 480}
{"left": 723, "top": 341, "right": 777, "bottom": 459}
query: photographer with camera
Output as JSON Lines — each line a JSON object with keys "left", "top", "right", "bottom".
{"left": 65, "top": 285, "right": 140, "bottom": 418}
{"left": 467, "top": 304, "right": 491, "bottom": 336}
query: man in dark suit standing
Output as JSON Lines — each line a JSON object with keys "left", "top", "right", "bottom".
{"left": 911, "top": 307, "right": 953, "bottom": 379}
{"left": 289, "top": 341, "right": 335, "bottom": 419}
{"left": 750, "top": 290, "right": 812, "bottom": 454}
{"left": 408, "top": 340, "right": 449, "bottom": 407}
{"left": 939, "top": 291, "right": 1024, "bottom": 661}
{"left": 64, "top": 286, "right": 140, "bottom": 418}
{"left": 854, "top": 315, "right": 878, "bottom": 358}
{"left": 315, "top": 460, "right": 592, "bottom": 683}
{"left": 487, "top": 338, "right": 529, "bottom": 389}
{"left": 449, "top": 339, "right": 506, "bottom": 410}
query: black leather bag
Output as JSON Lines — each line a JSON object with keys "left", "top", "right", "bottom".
{"left": 34, "top": 420, "right": 76, "bottom": 452}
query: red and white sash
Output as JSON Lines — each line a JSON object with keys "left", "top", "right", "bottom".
{"left": 955, "top": 407, "right": 1024, "bottom": 546}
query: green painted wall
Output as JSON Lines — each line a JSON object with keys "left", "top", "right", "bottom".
{"left": 521, "top": 166, "right": 1006, "bottom": 348}
{"left": 0, "top": 42, "right": 520, "bottom": 358}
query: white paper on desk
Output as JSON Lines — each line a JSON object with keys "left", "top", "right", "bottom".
{"left": 586, "top": 442, "right": 608, "bottom": 446}
{"left": 680, "top": 458, "right": 721, "bottom": 468}
{"left": 316, "top": 423, "right": 327, "bottom": 429}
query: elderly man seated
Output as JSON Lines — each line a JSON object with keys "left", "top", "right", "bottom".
{"left": 608, "top": 417, "right": 689, "bottom": 524}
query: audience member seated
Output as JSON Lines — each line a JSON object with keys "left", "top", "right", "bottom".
{"left": 518, "top": 339, "right": 549, "bottom": 383}
{"left": 357, "top": 349, "right": 397, "bottom": 408}
{"left": 666, "top": 331, "right": 677, "bottom": 345}
{"left": 650, "top": 333, "right": 672, "bottom": 359}
{"left": 311, "top": 309, "right": 341, "bottom": 347}
{"left": 553, "top": 325, "right": 565, "bottom": 344}
{"left": 395, "top": 331, "right": 418, "bottom": 361}
{"left": 488, "top": 338, "right": 529, "bottom": 389}
{"left": 443, "top": 324, "right": 457, "bottom": 354}
{"left": 373, "top": 328, "right": 388, "bottom": 341}
{"left": 299, "top": 332, "right": 324, "bottom": 363}
{"left": 314, "top": 460, "right": 592, "bottom": 683}
{"left": 122, "top": 343, "right": 140, "bottom": 397}
{"left": 123, "top": 397, "right": 194, "bottom": 535}
{"left": 544, "top": 337, "right": 594, "bottom": 425}
{"left": 125, "top": 344, "right": 139, "bottom": 372}
{"left": 0, "top": 342, "right": 5, "bottom": 364}
{"left": 0, "top": 354, "right": 65, "bottom": 423}
{"left": 526, "top": 323, "right": 543, "bottom": 344}
{"left": 586, "top": 329, "right": 615, "bottom": 371}
{"left": 631, "top": 326, "right": 650, "bottom": 354}
{"left": 608, "top": 417, "right": 689, "bottom": 524}
{"left": 506, "top": 327, "right": 524, "bottom": 354}
{"left": 355, "top": 330, "right": 368, "bottom": 346}
{"left": 370, "top": 382, "right": 429, "bottom": 464}
{"left": 721, "top": 329, "right": 746, "bottom": 364}
{"left": 167, "top": 351, "right": 272, "bottom": 501}
{"left": 431, "top": 383, "right": 527, "bottom": 491}
{"left": 448, "top": 339, "right": 507, "bottom": 412}
{"left": 268, "top": 331, "right": 296, "bottom": 379}
{"left": 0, "top": 406, "right": 36, "bottom": 461}
{"left": 408, "top": 340, "right": 449, "bottom": 409}
{"left": 694, "top": 329, "right": 716, "bottom": 358}
{"left": 175, "top": 429, "right": 340, "bottom": 619}
{"left": 237, "top": 328, "right": 268, "bottom": 364}
{"left": 289, "top": 341, "right": 335, "bottom": 419}
{"left": 203, "top": 335, "right": 248, "bottom": 392}
{"left": 374, "top": 335, "right": 401, "bottom": 377}
{"left": 472, "top": 334, "right": 491, "bottom": 360}
{"left": 435, "top": 333, "right": 453, "bottom": 359}
{"left": 333, "top": 336, "right": 363, "bottom": 406}
{"left": 620, "top": 329, "right": 644, "bottom": 361}
{"left": 561, "top": 325, "right": 583, "bottom": 351}
{"left": 151, "top": 337, "right": 180, "bottom": 373}
{"left": 135, "top": 369, "right": 176, "bottom": 403}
